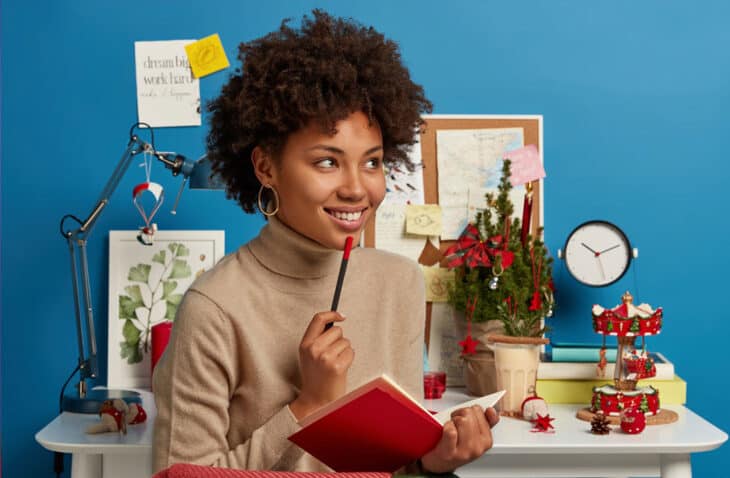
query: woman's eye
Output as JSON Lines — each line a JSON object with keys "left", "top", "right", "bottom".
{"left": 315, "top": 158, "right": 336, "bottom": 168}
{"left": 365, "top": 157, "right": 382, "bottom": 169}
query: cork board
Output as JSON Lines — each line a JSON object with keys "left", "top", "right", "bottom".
{"left": 364, "top": 115, "right": 544, "bottom": 350}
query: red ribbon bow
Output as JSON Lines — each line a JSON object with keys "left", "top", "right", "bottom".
{"left": 444, "top": 224, "right": 514, "bottom": 269}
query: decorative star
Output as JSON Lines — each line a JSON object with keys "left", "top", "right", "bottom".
{"left": 458, "top": 335, "right": 479, "bottom": 355}
{"left": 530, "top": 413, "right": 555, "bottom": 433}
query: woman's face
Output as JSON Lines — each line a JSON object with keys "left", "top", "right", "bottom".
{"left": 255, "top": 110, "right": 386, "bottom": 250}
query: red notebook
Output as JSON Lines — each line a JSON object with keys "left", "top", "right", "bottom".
{"left": 288, "top": 375, "right": 504, "bottom": 472}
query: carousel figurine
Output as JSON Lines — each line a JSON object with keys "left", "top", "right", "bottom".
{"left": 577, "top": 291, "right": 678, "bottom": 429}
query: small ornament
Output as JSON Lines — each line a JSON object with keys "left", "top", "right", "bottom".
{"left": 458, "top": 335, "right": 479, "bottom": 355}
{"left": 521, "top": 396, "right": 548, "bottom": 421}
{"left": 127, "top": 403, "right": 147, "bottom": 425}
{"left": 86, "top": 399, "right": 129, "bottom": 435}
{"left": 459, "top": 296, "right": 479, "bottom": 356}
{"left": 620, "top": 407, "right": 646, "bottom": 434}
{"left": 543, "top": 288, "right": 555, "bottom": 317}
{"left": 137, "top": 223, "right": 158, "bottom": 246}
{"left": 488, "top": 255, "right": 504, "bottom": 290}
{"left": 590, "top": 411, "right": 611, "bottom": 435}
{"left": 132, "top": 152, "right": 164, "bottom": 247}
{"left": 488, "top": 275, "right": 499, "bottom": 290}
{"left": 530, "top": 413, "right": 555, "bottom": 433}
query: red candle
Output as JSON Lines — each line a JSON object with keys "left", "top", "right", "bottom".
{"left": 520, "top": 182, "right": 534, "bottom": 246}
{"left": 151, "top": 321, "right": 173, "bottom": 378}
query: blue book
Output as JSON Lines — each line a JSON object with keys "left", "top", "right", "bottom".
{"left": 550, "top": 343, "right": 617, "bottom": 362}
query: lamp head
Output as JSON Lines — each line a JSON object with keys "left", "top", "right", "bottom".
{"left": 188, "top": 155, "right": 225, "bottom": 190}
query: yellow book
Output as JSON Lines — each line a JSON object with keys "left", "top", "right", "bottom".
{"left": 536, "top": 375, "right": 686, "bottom": 405}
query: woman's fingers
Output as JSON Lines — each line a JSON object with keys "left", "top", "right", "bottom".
{"left": 485, "top": 407, "right": 500, "bottom": 428}
{"left": 301, "top": 311, "right": 344, "bottom": 346}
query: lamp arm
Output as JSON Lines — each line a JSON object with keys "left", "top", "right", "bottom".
{"left": 78, "top": 136, "right": 151, "bottom": 236}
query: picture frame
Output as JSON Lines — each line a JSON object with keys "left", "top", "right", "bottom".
{"left": 107, "top": 230, "right": 225, "bottom": 389}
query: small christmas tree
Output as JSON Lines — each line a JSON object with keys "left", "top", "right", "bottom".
{"left": 446, "top": 159, "right": 554, "bottom": 337}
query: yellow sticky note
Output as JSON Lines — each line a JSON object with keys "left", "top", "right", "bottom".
{"left": 406, "top": 204, "right": 442, "bottom": 236}
{"left": 422, "top": 266, "right": 454, "bottom": 303}
{"left": 185, "top": 34, "right": 230, "bottom": 78}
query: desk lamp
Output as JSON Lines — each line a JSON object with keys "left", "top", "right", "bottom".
{"left": 59, "top": 123, "right": 224, "bottom": 413}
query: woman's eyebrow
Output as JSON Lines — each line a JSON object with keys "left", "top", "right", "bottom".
{"left": 304, "top": 145, "right": 383, "bottom": 156}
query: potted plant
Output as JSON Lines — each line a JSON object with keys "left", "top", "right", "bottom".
{"left": 446, "top": 159, "right": 554, "bottom": 415}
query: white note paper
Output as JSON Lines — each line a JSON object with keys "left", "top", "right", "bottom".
{"left": 135, "top": 40, "right": 201, "bottom": 127}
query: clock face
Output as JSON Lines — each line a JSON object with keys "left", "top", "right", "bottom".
{"left": 563, "top": 221, "right": 631, "bottom": 287}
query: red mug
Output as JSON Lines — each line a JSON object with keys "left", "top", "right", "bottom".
{"left": 151, "top": 321, "right": 173, "bottom": 379}
{"left": 423, "top": 371, "right": 447, "bottom": 399}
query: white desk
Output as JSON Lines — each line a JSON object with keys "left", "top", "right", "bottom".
{"left": 36, "top": 388, "right": 727, "bottom": 478}
{"left": 427, "top": 389, "right": 728, "bottom": 478}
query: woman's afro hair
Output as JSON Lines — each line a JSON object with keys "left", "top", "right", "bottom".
{"left": 206, "top": 9, "right": 432, "bottom": 213}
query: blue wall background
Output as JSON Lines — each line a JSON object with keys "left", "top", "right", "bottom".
{"left": 2, "top": 0, "right": 728, "bottom": 476}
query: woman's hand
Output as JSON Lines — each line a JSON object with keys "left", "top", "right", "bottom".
{"left": 289, "top": 312, "right": 354, "bottom": 420}
{"left": 420, "top": 406, "right": 500, "bottom": 474}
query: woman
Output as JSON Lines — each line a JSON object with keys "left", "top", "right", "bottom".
{"left": 153, "top": 10, "right": 498, "bottom": 474}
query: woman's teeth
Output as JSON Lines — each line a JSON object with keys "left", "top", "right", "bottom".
{"left": 330, "top": 210, "right": 362, "bottom": 221}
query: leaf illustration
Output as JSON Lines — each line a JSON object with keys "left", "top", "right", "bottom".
{"left": 169, "top": 259, "right": 192, "bottom": 279}
{"left": 122, "top": 319, "right": 141, "bottom": 343}
{"left": 148, "top": 262, "right": 164, "bottom": 288}
{"left": 139, "top": 285, "right": 153, "bottom": 308}
{"left": 125, "top": 285, "right": 143, "bottom": 303}
{"left": 166, "top": 302, "right": 178, "bottom": 321}
{"left": 135, "top": 306, "right": 150, "bottom": 323}
{"left": 167, "top": 293, "right": 183, "bottom": 306}
{"left": 119, "top": 294, "right": 140, "bottom": 320}
{"left": 120, "top": 340, "right": 142, "bottom": 364}
{"left": 128, "top": 263, "right": 151, "bottom": 283}
{"left": 120, "top": 319, "right": 143, "bottom": 364}
{"left": 162, "top": 280, "right": 178, "bottom": 299}
{"left": 152, "top": 286, "right": 164, "bottom": 303}
{"left": 152, "top": 250, "right": 166, "bottom": 264}
{"left": 150, "top": 299, "right": 167, "bottom": 324}
{"left": 171, "top": 243, "right": 190, "bottom": 258}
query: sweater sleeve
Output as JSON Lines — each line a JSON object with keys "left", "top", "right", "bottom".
{"left": 152, "top": 290, "right": 305, "bottom": 472}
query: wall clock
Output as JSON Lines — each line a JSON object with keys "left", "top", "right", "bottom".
{"left": 557, "top": 220, "right": 638, "bottom": 287}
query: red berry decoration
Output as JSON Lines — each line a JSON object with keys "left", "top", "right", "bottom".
{"left": 620, "top": 407, "right": 646, "bottom": 434}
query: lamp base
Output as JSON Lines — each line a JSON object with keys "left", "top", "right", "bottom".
{"left": 62, "top": 389, "right": 142, "bottom": 414}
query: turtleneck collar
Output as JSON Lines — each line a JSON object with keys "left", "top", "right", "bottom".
{"left": 246, "top": 215, "right": 345, "bottom": 279}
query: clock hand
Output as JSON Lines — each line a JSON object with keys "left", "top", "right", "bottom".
{"left": 599, "top": 244, "right": 620, "bottom": 254}
{"left": 581, "top": 242, "right": 600, "bottom": 256}
{"left": 597, "top": 256, "right": 606, "bottom": 280}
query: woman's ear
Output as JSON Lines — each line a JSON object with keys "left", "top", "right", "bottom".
{"left": 251, "top": 146, "right": 276, "bottom": 186}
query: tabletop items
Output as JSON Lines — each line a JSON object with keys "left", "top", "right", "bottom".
{"left": 86, "top": 399, "right": 147, "bottom": 435}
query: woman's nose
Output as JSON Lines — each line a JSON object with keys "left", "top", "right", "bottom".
{"left": 337, "top": 168, "right": 366, "bottom": 200}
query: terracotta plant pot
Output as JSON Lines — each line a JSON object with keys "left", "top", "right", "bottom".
{"left": 487, "top": 334, "right": 549, "bottom": 416}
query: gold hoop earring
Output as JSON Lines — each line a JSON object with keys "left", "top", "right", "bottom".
{"left": 257, "top": 184, "right": 280, "bottom": 217}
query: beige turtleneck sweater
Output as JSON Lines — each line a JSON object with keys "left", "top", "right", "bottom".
{"left": 152, "top": 217, "right": 425, "bottom": 472}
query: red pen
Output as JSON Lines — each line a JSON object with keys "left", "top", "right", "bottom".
{"left": 325, "top": 236, "right": 354, "bottom": 331}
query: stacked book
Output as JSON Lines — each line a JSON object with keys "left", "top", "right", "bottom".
{"left": 536, "top": 344, "right": 685, "bottom": 405}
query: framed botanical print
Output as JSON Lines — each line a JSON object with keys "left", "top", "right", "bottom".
{"left": 107, "top": 230, "right": 225, "bottom": 389}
